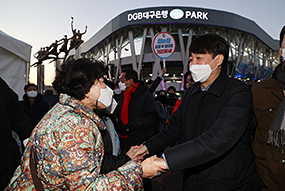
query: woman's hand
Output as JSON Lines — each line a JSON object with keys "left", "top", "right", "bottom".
{"left": 141, "top": 155, "right": 167, "bottom": 179}
{"left": 128, "top": 144, "right": 148, "bottom": 161}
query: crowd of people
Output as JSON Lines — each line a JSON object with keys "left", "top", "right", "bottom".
{"left": 1, "top": 26, "right": 285, "bottom": 191}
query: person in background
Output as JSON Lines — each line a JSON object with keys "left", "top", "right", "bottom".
{"left": 113, "top": 81, "right": 122, "bottom": 101}
{"left": 171, "top": 71, "right": 197, "bottom": 115}
{"left": 147, "top": 67, "right": 167, "bottom": 94}
{"left": 154, "top": 90, "right": 170, "bottom": 157}
{"left": 115, "top": 68, "right": 158, "bottom": 191}
{"left": 251, "top": 25, "right": 285, "bottom": 190}
{"left": 93, "top": 78, "right": 130, "bottom": 174}
{"left": 5, "top": 59, "right": 162, "bottom": 190}
{"left": 19, "top": 83, "right": 50, "bottom": 127}
{"left": 155, "top": 90, "right": 170, "bottom": 135}
{"left": 130, "top": 34, "right": 260, "bottom": 190}
{"left": 0, "top": 77, "right": 33, "bottom": 190}
{"left": 114, "top": 68, "right": 158, "bottom": 155}
{"left": 165, "top": 86, "right": 178, "bottom": 114}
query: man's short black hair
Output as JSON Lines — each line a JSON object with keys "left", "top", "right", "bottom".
{"left": 52, "top": 58, "right": 108, "bottom": 100}
{"left": 167, "top": 86, "right": 176, "bottom": 93}
{"left": 24, "top": 83, "right": 38, "bottom": 91}
{"left": 189, "top": 34, "right": 229, "bottom": 69}
{"left": 280, "top": 25, "right": 285, "bottom": 47}
{"left": 122, "top": 68, "right": 138, "bottom": 83}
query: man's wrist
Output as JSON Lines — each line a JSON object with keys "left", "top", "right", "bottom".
{"left": 162, "top": 153, "right": 170, "bottom": 170}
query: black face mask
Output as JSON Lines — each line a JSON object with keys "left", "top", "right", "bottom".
{"left": 168, "top": 93, "right": 176, "bottom": 97}
{"left": 157, "top": 95, "right": 167, "bottom": 104}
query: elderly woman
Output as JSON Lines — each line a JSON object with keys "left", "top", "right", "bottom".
{"left": 5, "top": 59, "right": 160, "bottom": 190}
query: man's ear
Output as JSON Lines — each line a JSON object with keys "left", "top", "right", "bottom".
{"left": 129, "top": 78, "right": 134, "bottom": 85}
{"left": 217, "top": 54, "right": 224, "bottom": 66}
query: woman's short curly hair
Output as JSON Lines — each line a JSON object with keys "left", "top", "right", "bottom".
{"left": 52, "top": 58, "right": 108, "bottom": 100}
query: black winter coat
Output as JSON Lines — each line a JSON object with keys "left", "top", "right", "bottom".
{"left": 146, "top": 72, "right": 259, "bottom": 191}
{"left": 19, "top": 94, "right": 50, "bottom": 127}
{"left": 115, "top": 81, "right": 158, "bottom": 152}
{"left": 0, "top": 77, "right": 33, "bottom": 189}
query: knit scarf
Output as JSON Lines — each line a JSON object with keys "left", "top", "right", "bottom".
{"left": 120, "top": 82, "right": 139, "bottom": 125}
{"left": 268, "top": 65, "right": 285, "bottom": 154}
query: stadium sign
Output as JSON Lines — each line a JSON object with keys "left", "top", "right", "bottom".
{"left": 127, "top": 8, "right": 208, "bottom": 21}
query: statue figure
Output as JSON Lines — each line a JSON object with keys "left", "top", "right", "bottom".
{"left": 70, "top": 17, "right": 87, "bottom": 50}
{"left": 32, "top": 47, "right": 51, "bottom": 66}
{"left": 58, "top": 35, "right": 70, "bottom": 59}
{"left": 48, "top": 40, "right": 63, "bottom": 60}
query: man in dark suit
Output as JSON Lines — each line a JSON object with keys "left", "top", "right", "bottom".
{"left": 130, "top": 34, "right": 259, "bottom": 191}
{"left": 0, "top": 77, "right": 33, "bottom": 190}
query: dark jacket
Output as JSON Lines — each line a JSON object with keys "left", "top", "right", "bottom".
{"left": 115, "top": 81, "right": 158, "bottom": 153}
{"left": 20, "top": 93, "right": 50, "bottom": 127}
{"left": 0, "top": 77, "right": 33, "bottom": 189}
{"left": 155, "top": 101, "right": 170, "bottom": 134}
{"left": 149, "top": 76, "right": 162, "bottom": 94}
{"left": 146, "top": 72, "right": 259, "bottom": 190}
{"left": 252, "top": 77, "right": 285, "bottom": 190}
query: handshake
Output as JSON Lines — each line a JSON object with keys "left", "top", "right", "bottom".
{"left": 126, "top": 145, "right": 167, "bottom": 179}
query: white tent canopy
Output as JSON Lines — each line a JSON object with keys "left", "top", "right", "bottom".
{"left": 0, "top": 30, "right": 31, "bottom": 100}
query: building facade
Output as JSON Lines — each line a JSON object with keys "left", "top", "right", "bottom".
{"left": 69, "top": 6, "right": 280, "bottom": 91}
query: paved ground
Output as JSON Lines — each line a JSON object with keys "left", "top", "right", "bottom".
{"left": 151, "top": 170, "right": 183, "bottom": 191}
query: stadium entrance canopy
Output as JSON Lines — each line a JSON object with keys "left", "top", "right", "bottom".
{"left": 70, "top": 6, "right": 280, "bottom": 91}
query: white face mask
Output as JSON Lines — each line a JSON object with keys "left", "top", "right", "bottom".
{"left": 281, "top": 48, "right": 285, "bottom": 60}
{"left": 114, "top": 88, "right": 121, "bottom": 95}
{"left": 106, "top": 98, "right": 118, "bottom": 114}
{"left": 189, "top": 56, "right": 219, "bottom": 83}
{"left": 118, "top": 81, "right": 127, "bottom": 91}
{"left": 88, "top": 85, "right": 113, "bottom": 108}
{"left": 27, "top": 90, "right": 38, "bottom": 98}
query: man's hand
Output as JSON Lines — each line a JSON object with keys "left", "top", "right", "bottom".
{"left": 153, "top": 157, "right": 167, "bottom": 171}
{"left": 161, "top": 67, "right": 167, "bottom": 75}
{"left": 128, "top": 145, "right": 148, "bottom": 160}
{"left": 142, "top": 155, "right": 166, "bottom": 179}
{"left": 126, "top": 146, "right": 145, "bottom": 162}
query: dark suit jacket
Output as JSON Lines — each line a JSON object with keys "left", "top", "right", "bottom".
{"left": 0, "top": 77, "right": 33, "bottom": 189}
{"left": 146, "top": 72, "right": 259, "bottom": 190}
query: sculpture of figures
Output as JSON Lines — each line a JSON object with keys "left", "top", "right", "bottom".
{"left": 32, "top": 17, "right": 87, "bottom": 66}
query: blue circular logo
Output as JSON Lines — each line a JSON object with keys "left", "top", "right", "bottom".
{"left": 170, "top": 9, "right": 184, "bottom": 20}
